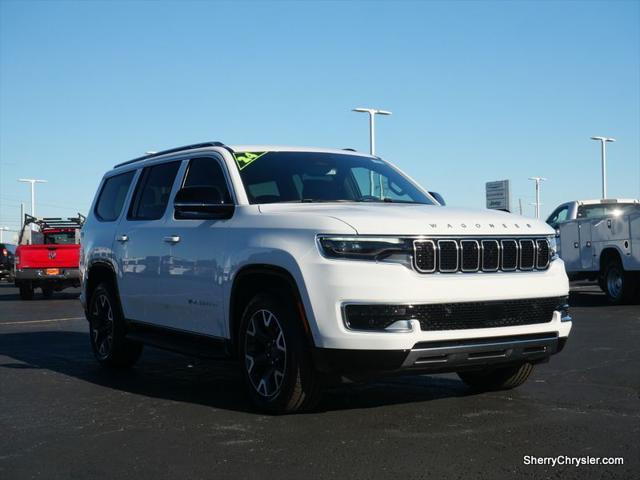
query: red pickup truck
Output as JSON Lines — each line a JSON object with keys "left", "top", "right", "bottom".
{"left": 15, "top": 215, "right": 85, "bottom": 300}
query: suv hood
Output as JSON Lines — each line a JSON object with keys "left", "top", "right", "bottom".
{"left": 258, "top": 203, "right": 554, "bottom": 236}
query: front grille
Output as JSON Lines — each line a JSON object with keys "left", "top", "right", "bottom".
{"left": 344, "top": 297, "right": 562, "bottom": 332}
{"left": 414, "top": 237, "right": 551, "bottom": 274}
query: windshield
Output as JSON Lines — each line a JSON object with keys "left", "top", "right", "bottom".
{"left": 577, "top": 203, "right": 640, "bottom": 219}
{"left": 235, "top": 151, "right": 435, "bottom": 205}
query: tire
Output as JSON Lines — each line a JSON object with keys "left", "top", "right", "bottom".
{"left": 458, "top": 363, "right": 534, "bottom": 391}
{"left": 42, "top": 286, "right": 54, "bottom": 299}
{"left": 602, "top": 257, "right": 635, "bottom": 304}
{"left": 19, "top": 283, "right": 34, "bottom": 301}
{"left": 238, "top": 291, "right": 322, "bottom": 414}
{"left": 88, "top": 283, "right": 142, "bottom": 368}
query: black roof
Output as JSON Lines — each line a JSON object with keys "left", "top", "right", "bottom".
{"left": 114, "top": 141, "right": 234, "bottom": 169}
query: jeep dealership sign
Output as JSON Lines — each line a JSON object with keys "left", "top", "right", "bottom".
{"left": 486, "top": 180, "right": 511, "bottom": 211}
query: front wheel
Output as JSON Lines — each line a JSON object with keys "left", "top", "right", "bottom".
{"left": 88, "top": 283, "right": 143, "bottom": 368}
{"left": 238, "top": 292, "right": 322, "bottom": 414}
{"left": 458, "top": 363, "right": 534, "bottom": 391}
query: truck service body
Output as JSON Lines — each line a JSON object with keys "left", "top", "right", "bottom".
{"left": 548, "top": 200, "right": 640, "bottom": 304}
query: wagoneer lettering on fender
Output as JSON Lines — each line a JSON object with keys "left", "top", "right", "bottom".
{"left": 80, "top": 142, "right": 572, "bottom": 413}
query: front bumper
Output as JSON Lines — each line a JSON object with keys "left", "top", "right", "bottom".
{"left": 313, "top": 332, "right": 567, "bottom": 375}
{"left": 300, "top": 256, "right": 572, "bottom": 351}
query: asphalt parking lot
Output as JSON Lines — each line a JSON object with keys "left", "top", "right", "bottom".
{"left": 0, "top": 282, "right": 638, "bottom": 479}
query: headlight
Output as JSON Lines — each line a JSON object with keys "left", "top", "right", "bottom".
{"left": 317, "top": 236, "right": 412, "bottom": 261}
{"left": 547, "top": 234, "right": 559, "bottom": 261}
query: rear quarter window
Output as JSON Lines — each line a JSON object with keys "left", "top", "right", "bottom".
{"left": 95, "top": 171, "right": 135, "bottom": 222}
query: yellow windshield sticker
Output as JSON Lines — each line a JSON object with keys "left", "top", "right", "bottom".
{"left": 234, "top": 151, "right": 267, "bottom": 170}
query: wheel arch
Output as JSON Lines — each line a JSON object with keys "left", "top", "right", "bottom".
{"left": 599, "top": 247, "right": 623, "bottom": 273}
{"left": 228, "top": 264, "right": 314, "bottom": 357}
{"left": 85, "top": 260, "right": 119, "bottom": 310}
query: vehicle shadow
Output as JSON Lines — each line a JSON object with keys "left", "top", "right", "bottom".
{"left": 0, "top": 283, "right": 80, "bottom": 301}
{"left": 569, "top": 289, "right": 610, "bottom": 308}
{"left": 0, "top": 331, "right": 471, "bottom": 414}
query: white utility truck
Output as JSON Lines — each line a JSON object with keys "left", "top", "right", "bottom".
{"left": 547, "top": 199, "right": 640, "bottom": 304}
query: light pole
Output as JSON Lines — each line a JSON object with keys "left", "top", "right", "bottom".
{"left": 590, "top": 136, "right": 616, "bottom": 199}
{"left": 528, "top": 177, "right": 547, "bottom": 219}
{"left": 352, "top": 107, "right": 392, "bottom": 155}
{"left": 18, "top": 178, "right": 47, "bottom": 217}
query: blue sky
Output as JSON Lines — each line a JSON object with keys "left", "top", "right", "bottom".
{"left": 1, "top": 0, "right": 639, "bottom": 239}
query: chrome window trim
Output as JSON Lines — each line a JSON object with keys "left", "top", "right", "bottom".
{"left": 437, "top": 239, "right": 459, "bottom": 273}
{"left": 500, "top": 239, "right": 518, "bottom": 271}
{"left": 460, "top": 239, "right": 480, "bottom": 272}
{"left": 481, "top": 239, "right": 500, "bottom": 272}
{"left": 413, "top": 239, "right": 437, "bottom": 273}
{"left": 519, "top": 239, "right": 535, "bottom": 271}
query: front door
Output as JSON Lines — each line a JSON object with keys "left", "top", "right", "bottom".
{"left": 157, "top": 155, "right": 235, "bottom": 337}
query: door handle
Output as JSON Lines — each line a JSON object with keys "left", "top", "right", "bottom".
{"left": 163, "top": 235, "right": 181, "bottom": 244}
{"left": 116, "top": 234, "right": 129, "bottom": 243}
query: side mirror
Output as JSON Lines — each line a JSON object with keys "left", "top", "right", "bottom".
{"left": 174, "top": 186, "right": 235, "bottom": 220}
{"left": 428, "top": 191, "right": 446, "bottom": 206}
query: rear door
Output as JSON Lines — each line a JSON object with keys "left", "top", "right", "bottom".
{"left": 579, "top": 221, "right": 594, "bottom": 270}
{"left": 114, "top": 160, "right": 182, "bottom": 324}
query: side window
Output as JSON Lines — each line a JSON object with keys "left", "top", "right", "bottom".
{"left": 577, "top": 205, "right": 605, "bottom": 219}
{"left": 350, "top": 167, "right": 414, "bottom": 202}
{"left": 129, "top": 161, "right": 181, "bottom": 220}
{"left": 182, "top": 157, "right": 232, "bottom": 203}
{"left": 95, "top": 171, "right": 135, "bottom": 222}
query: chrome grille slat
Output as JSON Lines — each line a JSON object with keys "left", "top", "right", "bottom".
{"left": 413, "top": 237, "right": 551, "bottom": 274}
{"left": 438, "top": 240, "right": 459, "bottom": 272}
{"left": 519, "top": 239, "right": 535, "bottom": 270}
{"left": 501, "top": 239, "right": 518, "bottom": 271}
{"left": 481, "top": 239, "right": 500, "bottom": 271}
{"left": 413, "top": 240, "right": 436, "bottom": 273}
{"left": 536, "top": 239, "right": 550, "bottom": 269}
{"left": 460, "top": 240, "right": 480, "bottom": 272}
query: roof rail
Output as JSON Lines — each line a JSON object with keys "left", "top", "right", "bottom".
{"left": 113, "top": 141, "right": 234, "bottom": 168}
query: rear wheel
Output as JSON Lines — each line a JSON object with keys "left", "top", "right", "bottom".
{"left": 18, "top": 283, "right": 34, "bottom": 301}
{"left": 88, "top": 283, "right": 142, "bottom": 368}
{"left": 238, "top": 292, "right": 322, "bottom": 414}
{"left": 458, "top": 363, "right": 534, "bottom": 391}
{"left": 601, "top": 257, "right": 635, "bottom": 304}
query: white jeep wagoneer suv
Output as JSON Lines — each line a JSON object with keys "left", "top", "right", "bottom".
{"left": 80, "top": 142, "right": 572, "bottom": 413}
